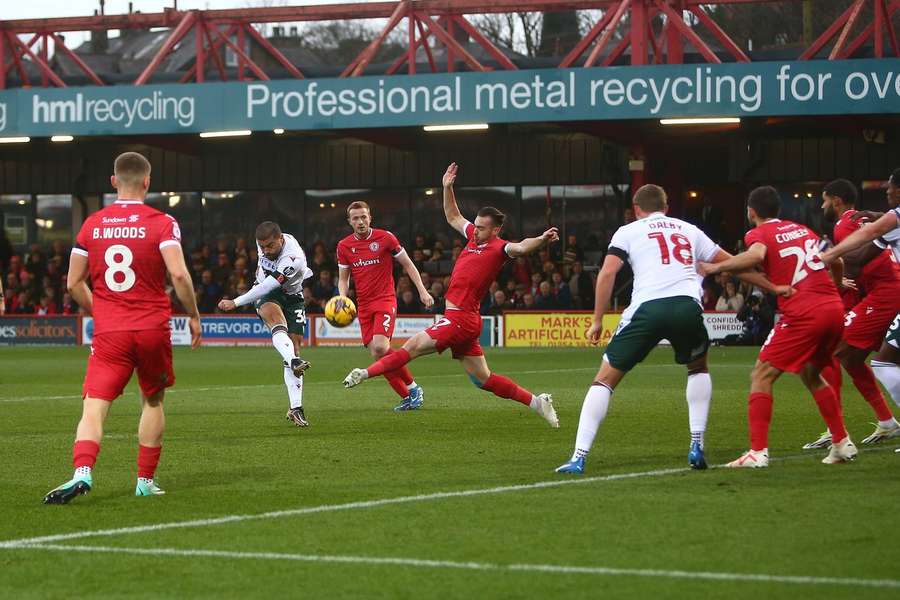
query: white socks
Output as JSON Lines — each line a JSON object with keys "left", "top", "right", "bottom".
{"left": 272, "top": 328, "right": 297, "bottom": 364}
{"left": 284, "top": 367, "right": 303, "bottom": 409}
{"left": 571, "top": 384, "right": 612, "bottom": 461}
{"left": 871, "top": 360, "right": 900, "bottom": 409}
{"left": 75, "top": 466, "right": 91, "bottom": 478}
{"left": 686, "top": 372, "right": 712, "bottom": 448}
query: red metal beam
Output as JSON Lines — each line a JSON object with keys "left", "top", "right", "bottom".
{"left": 342, "top": 1, "right": 408, "bottom": 77}
{"left": 408, "top": 10, "right": 416, "bottom": 74}
{"left": 839, "top": 0, "right": 900, "bottom": 58}
{"left": 52, "top": 34, "right": 105, "bottom": 85}
{"left": 205, "top": 23, "right": 229, "bottom": 81}
{"left": 449, "top": 14, "right": 518, "bottom": 70}
{"left": 244, "top": 23, "right": 305, "bottom": 79}
{"left": 419, "top": 13, "right": 489, "bottom": 71}
{"left": 585, "top": 0, "right": 630, "bottom": 67}
{"left": 4, "top": 32, "right": 29, "bottom": 86}
{"left": 631, "top": 0, "right": 648, "bottom": 65}
{"left": 653, "top": 0, "right": 720, "bottom": 63}
{"left": 689, "top": 5, "right": 750, "bottom": 62}
{"left": 0, "top": 33, "right": 5, "bottom": 89}
{"left": 799, "top": 1, "right": 856, "bottom": 59}
{"left": 134, "top": 10, "right": 197, "bottom": 85}
{"left": 602, "top": 32, "right": 631, "bottom": 65}
{"left": 9, "top": 32, "right": 66, "bottom": 86}
{"left": 829, "top": 0, "right": 866, "bottom": 59}
{"left": 210, "top": 24, "right": 269, "bottom": 80}
{"left": 559, "top": 4, "right": 621, "bottom": 68}
{"left": 416, "top": 18, "right": 438, "bottom": 73}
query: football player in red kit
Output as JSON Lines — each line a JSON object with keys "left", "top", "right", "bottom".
{"left": 343, "top": 163, "right": 560, "bottom": 428}
{"left": 337, "top": 201, "right": 433, "bottom": 411}
{"left": 43, "top": 152, "right": 201, "bottom": 504}
{"left": 700, "top": 186, "right": 856, "bottom": 467}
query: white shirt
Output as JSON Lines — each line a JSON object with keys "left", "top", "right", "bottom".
{"left": 873, "top": 207, "right": 900, "bottom": 263}
{"left": 255, "top": 233, "right": 313, "bottom": 296}
{"left": 608, "top": 212, "right": 720, "bottom": 321}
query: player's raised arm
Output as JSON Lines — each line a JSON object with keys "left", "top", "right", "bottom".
{"left": 442, "top": 162, "right": 469, "bottom": 236}
{"left": 66, "top": 251, "right": 94, "bottom": 315}
{"left": 504, "top": 227, "right": 560, "bottom": 258}
{"left": 161, "top": 245, "right": 201, "bottom": 349}
{"left": 586, "top": 253, "right": 624, "bottom": 345}
{"left": 822, "top": 210, "right": 899, "bottom": 264}
{"left": 699, "top": 242, "right": 767, "bottom": 276}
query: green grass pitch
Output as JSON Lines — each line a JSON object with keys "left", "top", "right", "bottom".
{"left": 1, "top": 344, "right": 899, "bottom": 599}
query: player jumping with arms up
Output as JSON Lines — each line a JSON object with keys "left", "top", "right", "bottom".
{"left": 555, "top": 185, "right": 788, "bottom": 475}
{"left": 219, "top": 222, "right": 313, "bottom": 427}
{"left": 44, "top": 152, "right": 201, "bottom": 504}
{"left": 337, "top": 201, "right": 434, "bottom": 411}
{"left": 701, "top": 186, "right": 856, "bottom": 467}
{"left": 343, "top": 163, "right": 559, "bottom": 427}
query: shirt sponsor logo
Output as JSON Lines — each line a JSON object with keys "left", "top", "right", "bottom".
{"left": 352, "top": 258, "right": 381, "bottom": 267}
{"left": 101, "top": 217, "right": 127, "bottom": 224}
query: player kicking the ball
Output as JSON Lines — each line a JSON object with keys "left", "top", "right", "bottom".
{"left": 555, "top": 185, "right": 788, "bottom": 475}
{"left": 44, "top": 152, "right": 201, "bottom": 504}
{"left": 700, "top": 186, "right": 856, "bottom": 468}
{"left": 337, "top": 201, "right": 434, "bottom": 411}
{"left": 343, "top": 163, "right": 559, "bottom": 428}
{"left": 219, "top": 221, "right": 313, "bottom": 427}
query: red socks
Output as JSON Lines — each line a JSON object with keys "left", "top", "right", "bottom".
{"left": 844, "top": 362, "right": 894, "bottom": 422}
{"left": 812, "top": 385, "right": 848, "bottom": 444}
{"left": 73, "top": 440, "right": 100, "bottom": 469}
{"left": 380, "top": 350, "right": 416, "bottom": 398}
{"left": 367, "top": 348, "right": 411, "bottom": 378}
{"left": 137, "top": 445, "right": 162, "bottom": 479}
{"left": 748, "top": 392, "right": 773, "bottom": 451}
{"left": 482, "top": 374, "right": 533, "bottom": 406}
{"left": 821, "top": 358, "right": 842, "bottom": 406}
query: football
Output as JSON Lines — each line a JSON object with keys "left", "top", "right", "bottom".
{"left": 324, "top": 295, "right": 357, "bottom": 327}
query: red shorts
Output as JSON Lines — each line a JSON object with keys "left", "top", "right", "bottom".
{"left": 759, "top": 303, "right": 844, "bottom": 373}
{"left": 425, "top": 309, "right": 483, "bottom": 360}
{"left": 843, "top": 284, "right": 900, "bottom": 352}
{"left": 358, "top": 301, "right": 397, "bottom": 347}
{"left": 83, "top": 329, "right": 174, "bottom": 401}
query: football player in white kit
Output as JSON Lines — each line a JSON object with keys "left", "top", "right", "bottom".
{"left": 219, "top": 221, "right": 313, "bottom": 427}
{"left": 555, "top": 185, "right": 788, "bottom": 474}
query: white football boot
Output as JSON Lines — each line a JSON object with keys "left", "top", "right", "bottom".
{"left": 726, "top": 449, "right": 769, "bottom": 468}
{"left": 822, "top": 436, "right": 858, "bottom": 464}
{"left": 532, "top": 393, "right": 559, "bottom": 428}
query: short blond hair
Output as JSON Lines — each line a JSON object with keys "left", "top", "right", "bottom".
{"left": 113, "top": 152, "right": 151, "bottom": 188}
{"left": 346, "top": 201, "right": 370, "bottom": 216}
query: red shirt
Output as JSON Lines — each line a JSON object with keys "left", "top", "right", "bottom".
{"left": 336, "top": 228, "right": 403, "bottom": 307}
{"left": 744, "top": 219, "right": 841, "bottom": 318}
{"left": 445, "top": 222, "right": 510, "bottom": 313}
{"left": 833, "top": 209, "right": 900, "bottom": 294}
{"left": 74, "top": 200, "right": 181, "bottom": 335}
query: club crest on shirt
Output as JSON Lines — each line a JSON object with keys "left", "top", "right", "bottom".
{"left": 369, "top": 242, "right": 380, "bottom": 252}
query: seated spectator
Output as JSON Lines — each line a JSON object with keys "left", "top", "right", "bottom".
{"left": 304, "top": 285, "right": 323, "bottom": 313}
{"left": 428, "top": 281, "right": 446, "bottom": 313}
{"left": 12, "top": 291, "right": 32, "bottom": 314}
{"left": 397, "top": 289, "right": 422, "bottom": 314}
{"left": 487, "top": 290, "right": 513, "bottom": 316}
{"left": 234, "top": 282, "right": 255, "bottom": 314}
{"left": 563, "top": 234, "right": 584, "bottom": 265}
{"left": 215, "top": 238, "right": 232, "bottom": 262}
{"left": 234, "top": 237, "right": 251, "bottom": 261}
{"left": 310, "top": 241, "right": 336, "bottom": 276}
{"left": 212, "top": 252, "right": 232, "bottom": 287}
{"left": 396, "top": 274, "right": 412, "bottom": 296}
{"left": 519, "top": 292, "right": 536, "bottom": 310}
{"left": 312, "top": 270, "right": 338, "bottom": 304}
{"left": 60, "top": 292, "right": 78, "bottom": 315}
{"left": 36, "top": 294, "right": 57, "bottom": 315}
{"left": 530, "top": 272, "right": 544, "bottom": 297}
{"left": 534, "top": 281, "right": 558, "bottom": 310}
{"left": 569, "top": 261, "right": 594, "bottom": 309}
{"left": 701, "top": 284, "right": 719, "bottom": 311}
{"left": 412, "top": 248, "right": 426, "bottom": 269}
{"left": 196, "top": 270, "right": 223, "bottom": 314}
{"left": 512, "top": 256, "right": 531, "bottom": 285}
{"left": 551, "top": 271, "right": 573, "bottom": 309}
{"left": 419, "top": 271, "right": 432, "bottom": 292}
{"left": 715, "top": 280, "right": 745, "bottom": 312}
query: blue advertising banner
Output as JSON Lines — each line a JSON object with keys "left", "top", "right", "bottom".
{"left": 0, "top": 316, "right": 79, "bottom": 345}
{"left": 0, "top": 59, "right": 898, "bottom": 137}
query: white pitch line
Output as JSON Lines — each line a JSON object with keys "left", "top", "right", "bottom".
{"left": 0, "top": 466, "right": 688, "bottom": 548}
{"left": 1, "top": 364, "right": 754, "bottom": 403}
{"left": 15, "top": 544, "right": 900, "bottom": 589}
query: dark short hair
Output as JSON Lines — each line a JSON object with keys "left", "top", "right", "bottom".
{"left": 113, "top": 152, "right": 151, "bottom": 188}
{"left": 255, "top": 221, "right": 282, "bottom": 240}
{"left": 632, "top": 184, "right": 667, "bottom": 212}
{"left": 477, "top": 206, "right": 505, "bottom": 228}
{"left": 747, "top": 186, "right": 781, "bottom": 219}
{"left": 823, "top": 178, "right": 857, "bottom": 205}
{"left": 346, "top": 201, "right": 370, "bottom": 216}
{"left": 889, "top": 168, "right": 900, "bottom": 186}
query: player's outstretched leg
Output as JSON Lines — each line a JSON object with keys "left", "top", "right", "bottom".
{"left": 345, "top": 348, "right": 412, "bottom": 388}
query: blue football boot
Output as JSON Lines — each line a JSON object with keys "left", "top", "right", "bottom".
{"left": 554, "top": 457, "right": 585, "bottom": 475}
{"left": 688, "top": 441, "right": 708, "bottom": 470}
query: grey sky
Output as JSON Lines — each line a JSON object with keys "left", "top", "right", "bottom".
{"left": 2, "top": 1, "right": 380, "bottom": 21}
